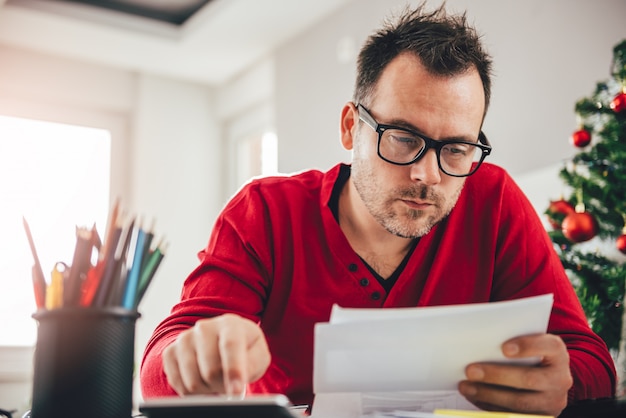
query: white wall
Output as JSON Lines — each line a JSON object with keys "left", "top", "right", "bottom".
{"left": 216, "top": 57, "right": 276, "bottom": 197}
{"left": 276, "top": 0, "right": 626, "bottom": 177}
{"left": 130, "top": 73, "right": 222, "bottom": 407}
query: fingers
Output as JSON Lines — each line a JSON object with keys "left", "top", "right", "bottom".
{"left": 247, "top": 334, "right": 272, "bottom": 381}
{"left": 458, "top": 380, "right": 567, "bottom": 415}
{"left": 193, "top": 319, "right": 228, "bottom": 394}
{"left": 219, "top": 320, "right": 271, "bottom": 386}
{"left": 463, "top": 360, "right": 565, "bottom": 393}
{"left": 503, "top": 333, "right": 570, "bottom": 366}
{"left": 162, "top": 313, "right": 270, "bottom": 396}
{"left": 163, "top": 333, "right": 213, "bottom": 395}
{"left": 459, "top": 334, "right": 572, "bottom": 417}
{"left": 217, "top": 317, "right": 251, "bottom": 397}
{"left": 466, "top": 334, "right": 571, "bottom": 391}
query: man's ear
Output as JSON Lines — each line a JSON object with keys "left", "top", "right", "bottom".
{"left": 340, "top": 102, "right": 358, "bottom": 151}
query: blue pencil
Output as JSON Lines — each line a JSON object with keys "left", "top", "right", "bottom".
{"left": 122, "top": 226, "right": 146, "bottom": 309}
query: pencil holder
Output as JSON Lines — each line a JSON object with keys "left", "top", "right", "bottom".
{"left": 30, "top": 307, "right": 140, "bottom": 418}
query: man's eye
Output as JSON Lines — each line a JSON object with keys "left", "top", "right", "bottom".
{"left": 388, "top": 133, "right": 419, "bottom": 147}
{"left": 443, "top": 143, "right": 470, "bottom": 156}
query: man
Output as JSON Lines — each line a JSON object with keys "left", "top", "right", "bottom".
{"left": 140, "top": 4, "right": 616, "bottom": 416}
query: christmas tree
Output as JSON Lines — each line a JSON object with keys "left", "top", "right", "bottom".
{"left": 545, "top": 39, "right": 626, "bottom": 395}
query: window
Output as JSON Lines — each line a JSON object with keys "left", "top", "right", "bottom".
{"left": 229, "top": 130, "right": 278, "bottom": 197}
{"left": 0, "top": 115, "right": 111, "bottom": 346}
{"left": 234, "top": 131, "right": 278, "bottom": 186}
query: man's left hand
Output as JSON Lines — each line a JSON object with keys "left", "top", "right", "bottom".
{"left": 458, "top": 333, "right": 573, "bottom": 417}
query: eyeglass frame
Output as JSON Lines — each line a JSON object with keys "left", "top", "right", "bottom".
{"left": 0, "top": 408, "right": 16, "bottom": 418}
{"left": 356, "top": 103, "right": 492, "bottom": 177}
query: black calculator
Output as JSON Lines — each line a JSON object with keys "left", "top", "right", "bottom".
{"left": 139, "top": 394, "right": 302, "bottom": 418}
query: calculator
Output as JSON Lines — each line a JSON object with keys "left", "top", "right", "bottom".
{"left": 139, "top": 394, "right": 302, "bottom": 418}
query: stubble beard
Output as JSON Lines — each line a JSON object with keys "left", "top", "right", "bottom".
{"left": 351, "top": 157, "right": 463, "bottom": 239}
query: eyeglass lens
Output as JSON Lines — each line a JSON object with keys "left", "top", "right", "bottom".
{"left": 379, "top": 128, "right": 483, "bottom": 175}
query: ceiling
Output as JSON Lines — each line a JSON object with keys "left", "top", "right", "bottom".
{"left": 47, "top": 0, "right": 216, "bottom": 26}
{"left": 0, "top": 0, "right": 354, "bottom": 86}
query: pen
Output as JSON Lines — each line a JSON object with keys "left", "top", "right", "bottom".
{"left": 64, "top": 226, "right": 94, "bottom": 306}
{"left": 22, "top": 217, "right": 46, "bottom": 309}
{"left": 80, "top": 261, "right": 104, "bottom": 307}
{"left": 434, "top": 409, "right": 553, "bottom": 418}
{"left": 24, "top": 199, "right": 165, "bottom": 311}
{"left": 140, "top": 218, "right": 155, "bottom": 271}
{"left": 99, "top": 198, "right": 120, "bottom": 261}
{"left": 135, "top": 240, "right": 166, "bottom": 307}
{"left": 109, "top": 218, "right": 137, "bottom": 306}
{"left": 94, "top": 217, "right": 135, "bottom": 307}
{"left": 81, "top": 218, "right": 123, "bottom": 307}
{"left": 122, "top": 225, "right": 146, "bottom": 309}
{"left": 90, "top": 222, "right": 102, "bottom": 253}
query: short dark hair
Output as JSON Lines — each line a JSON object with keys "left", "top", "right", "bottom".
{"left": 354, "top": 3, "right": 493, "bottom": 115}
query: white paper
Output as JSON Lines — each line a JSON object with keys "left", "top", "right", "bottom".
{"left": 311, "top": 391, "right": 477, "bottom": 418}
{"left": 311, "top": 294, "right": 553, "bottom": 417}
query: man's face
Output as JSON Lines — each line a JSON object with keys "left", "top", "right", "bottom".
{"left": 343, "top": 52, "right": 486, "bottom": 239}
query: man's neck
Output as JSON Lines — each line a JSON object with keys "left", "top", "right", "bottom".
{"left": 338, "top": 177, "right": 415, "bottom": 278}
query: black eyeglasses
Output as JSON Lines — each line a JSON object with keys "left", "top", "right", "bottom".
{"left": 357, "top": 104, "right": 492, "bottom": 177}
{"left": 0, "top": 408, "right": 16, "bottom": 418}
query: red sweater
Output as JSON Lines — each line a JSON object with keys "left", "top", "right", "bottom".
{"left": 140, "top": 163, "right": 616, "bottom": 406}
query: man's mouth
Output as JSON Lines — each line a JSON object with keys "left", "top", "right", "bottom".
{"left": 401, "top": 199, "right": 433, "bottom": 210}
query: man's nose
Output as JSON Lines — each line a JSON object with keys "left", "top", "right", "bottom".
{"left": 409, "top": 148, "right": 441, "bottom": 185}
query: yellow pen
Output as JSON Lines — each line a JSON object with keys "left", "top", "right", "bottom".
{"left": 434, "top": 409, "right": 553, "bottom": 418}
{"left": 45, "top": 262, "right": 65, "bottom": 310}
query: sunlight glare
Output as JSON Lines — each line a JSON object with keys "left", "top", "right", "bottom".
{"left": 0, "top": 115, "right": 110, "bottom": 346}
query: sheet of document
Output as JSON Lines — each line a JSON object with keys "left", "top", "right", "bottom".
{"left": 311, "top": 294, "right": 553, "bottom": 418}
{"left": 311, "top": 391, "right": 477, "bottom": 418}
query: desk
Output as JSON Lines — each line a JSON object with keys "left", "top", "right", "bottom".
{"left": 17, "top": 397, "right": 626, "bottom": 418}
{"left": 559, "top": 397, "right": 626, "bottom": 417}
{"left": 135, "top": 397, "right": 626, "bottom": 418}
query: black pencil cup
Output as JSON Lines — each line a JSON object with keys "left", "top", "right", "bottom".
{"left": 30, "top": 307, "right": 140, "bottom": 418}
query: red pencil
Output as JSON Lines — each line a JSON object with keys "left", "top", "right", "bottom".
{"left": 22, "top": 217, "right": 46, "bottom": 309}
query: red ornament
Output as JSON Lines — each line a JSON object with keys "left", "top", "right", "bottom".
{"left": 546, "top": 199, "right": 575, "bottom": 229}
{"left": 609, "top": 92, "right": 626, "bottom": 113}
{"left": 570, "top": 129, "right": 591, "bottom": 148}
{"left": 617, "top": 234, "right": 626, "bottom": 254}
{"left": 561, "top": 211, "right": 598, "bottom": 243}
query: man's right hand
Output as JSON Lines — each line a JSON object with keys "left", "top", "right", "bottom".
{"left": 162, "top": 313, "right": 271, "bottom": 397}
